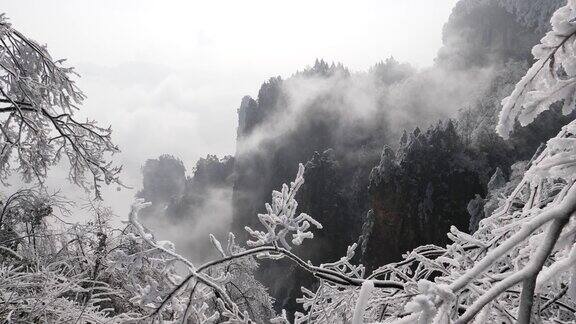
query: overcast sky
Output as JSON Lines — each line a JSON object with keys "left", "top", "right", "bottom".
{"left": 2, "top": 0, "right": 459, "bottom": 219}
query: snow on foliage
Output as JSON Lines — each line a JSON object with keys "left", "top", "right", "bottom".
{"left": 352, "top": 280, "right": 375, "bottom": 324}
{"left": 498, "top": 0, "right": 576, "bottom": 139}
{"left": 294, "top": 244, "right": 369, "bottom": 323}
{"left": 2, "top": 0, "right": 576, "bottom": 323}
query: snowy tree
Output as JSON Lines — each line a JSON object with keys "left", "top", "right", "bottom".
{"left": 0, "top": 14, "right": 122, "bottom": 198}
{"left": 0, "top": 14, "right": 275, "bottom": 323}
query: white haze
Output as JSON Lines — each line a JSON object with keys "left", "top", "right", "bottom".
{"left": 1, "top": 1, "right": 458, "bottom": 223}
{"left": 239, "top": 65, "right": 496, "bottom": 156}
{"left": 142, "top": 187, "right": 234, "bottom": 264}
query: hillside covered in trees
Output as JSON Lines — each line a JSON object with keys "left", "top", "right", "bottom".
{"left": 2, "top": 0, "right": 576, "bottom": 323}
{"left": 138, "top": 0, "right": 575, "bottom": 316}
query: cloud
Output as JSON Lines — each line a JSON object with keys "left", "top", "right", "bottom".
{"left": 237, "top": 61, "right": 496, "bottom": 159}
{"left": 0, "top": 61, "right": 239, "bottom": 226}
{"left": 140, "top": 187, "right": 234, "bottom": 264}
{"left": 384, "top": 64, "right": 496, "bottom": 132}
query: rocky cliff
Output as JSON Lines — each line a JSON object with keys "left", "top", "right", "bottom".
{"left": 231, "top": 60, "right": 394, "bottom": 313}
{"left": 139, "top": 0, "right": 572, "bottom": 317}
{"left": 362, "top": 122, "right": 484, "bottom": 270}
{"left": 362, "top": 0, "right": 569, "bottom": 273}
{"left": 137, "top": 154, "right": 235, "bottom": 262}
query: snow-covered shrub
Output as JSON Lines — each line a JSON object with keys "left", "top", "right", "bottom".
{"left": 0, "top": 14, "right": 278, "bottom": 323}
{"left": 0, "top": 192, "right": 134, "bottom": 322}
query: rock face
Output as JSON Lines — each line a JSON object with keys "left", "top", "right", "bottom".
{"left": 137, "top": 154, "right": 235, "bottom": 262}
{"left": 138, "top": 155, "right": 234, "bottom": 219}
{"left": 167, "top": 154, "right": 235, "bottom": 221}
{"left": 438, "top": 1, "right": 539, "bottom": 68}
{"left": 231, "top": 60, "right": 391, "bottom": 314}
{"left": 360, "top": 0, "right": 570, "bottom": 273}
{"left": 138, "top": 0, "right": 571, "bottom": 317}
{"left": 232, "top": 77, "right": 288, "bottom": 245}
{"left": 363, "top": 122, "right": 484, "bottom": 269}
{"left": 437, "top": 0, "right": 563, "bottom": 69}
{"left": 227, "top": 1, "right": 571, "bottom": 316}
{"left": 138, "top": 154, "right": 187, "bottom": 208}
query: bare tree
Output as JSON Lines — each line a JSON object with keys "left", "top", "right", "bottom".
{"left": 0, "top": 13, "right": 122, "bottom": 198}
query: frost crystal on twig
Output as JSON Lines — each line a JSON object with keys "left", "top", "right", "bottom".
{"left": 245, "top": 163, "right": 322, "bottom": 250}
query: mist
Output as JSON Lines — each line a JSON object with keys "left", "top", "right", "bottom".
{"left": 142, "top": 187, "right": 233, "bottom": 263}
{"left": 1, "top": 0, "right": 573, "bottom": 322}
{"left": 0, "top": 0, "right": 547, "bottom": 266}
{"left": 238, "top": 60, "right": 497, "bottom": 159}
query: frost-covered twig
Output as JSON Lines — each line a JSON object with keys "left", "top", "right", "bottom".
{"left": 0, "top": 14, "right": 124, "bottom": 198}
{"left": 352, "top": 280, "right": 374, "bottom": 324}
{"left": 497, "top": 2, "right": 576, "bottom": 138}
{"left": 245, "top": 164, "right": 322, "bottom": 250}
{"left": 127, "top": 199, "right": 246, "bottom": 322}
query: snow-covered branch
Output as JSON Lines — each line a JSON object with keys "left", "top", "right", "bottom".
{"left": 497, "top": 1, "right": 576, "bottom": 138}
{"left": 0, "top": 13, "right": 123, "bottom": 198}
{"left": 245, "top": 163, "right": 322, "bottom": 250}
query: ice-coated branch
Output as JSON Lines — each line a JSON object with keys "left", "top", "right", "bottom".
{"left": 182, "top": 244, "right": 403, "bottom": 294}
{"left": 497, "top": 1, "right": 576, "bottom": 139}
{"left": 535, "top": 226, "right": 576, "bottom": 290}
{"left": 127, "top": 199, "right": 246, "bottom": 322}
{"left": 0, "top": 13, "right": 123, "bottom": 198}
{"left": 245, "top": 163, "right": 322, "bottom": 250}
{"left": 449, "top": 181, "right": 576, "bottom": 293}
{"left": 352, "top": 280, "right": 374, "bottom": 324}
{"left": 455, "top": 216, "right": 570, "bottom": 323}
